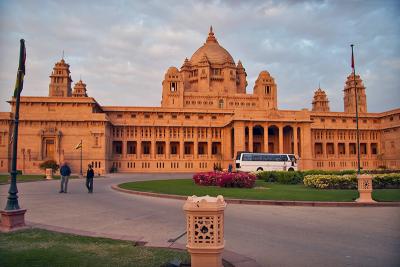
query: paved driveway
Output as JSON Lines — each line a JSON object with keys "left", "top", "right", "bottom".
{"left": 1, "top": 173, "right": 399, "bottom": 267}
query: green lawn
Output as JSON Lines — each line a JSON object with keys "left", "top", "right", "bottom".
{"left": 119, "top": 179, "right": 400, "bottom": 202}
{"left": 0, "top": 175, "right": 79, "bottom": 185}
{"left": 0, "top": 229, "right": 189, "bottom": 267}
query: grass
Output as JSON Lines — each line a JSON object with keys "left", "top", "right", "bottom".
{"left": 119, "top": 179, "right": 400, "bottom": 202}
{"left": 0, "top": 229, "right": 189, "bottom": 267}
{"left": 0, "top": 175, "right": 79, "bottom": 185}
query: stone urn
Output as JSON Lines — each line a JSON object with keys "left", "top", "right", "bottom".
{"left": 45, "top": 168, "right": 53, "bottom": 180}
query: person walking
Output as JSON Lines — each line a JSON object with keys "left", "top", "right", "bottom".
{"left": 59, "top": 162, "right": 71, "bottom": 193}
{"left": 86, "top": 164, "right": 94, "bottom": 193}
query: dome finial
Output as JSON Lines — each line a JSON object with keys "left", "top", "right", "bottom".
{"left": 206, "top": 25, "right": 218, "bottom": 44}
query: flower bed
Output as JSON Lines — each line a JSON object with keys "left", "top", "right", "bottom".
{"left": 303, "top": 173, "right": 400, "bottom": 189}
{"left": 193, "top": 172, "right": 256, "bottom": 188}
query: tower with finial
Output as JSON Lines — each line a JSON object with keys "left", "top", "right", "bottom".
{"left": 48, "top": 57, "right": 72, "bottom": 97}
{"left": 72, "top": 79, "right": 88, "bottom": 97}
{"left": 343, "top": 72, "right": 367, "bottom": 113}
{"left": 312, "top": 86, "right": 330, "bottom": 112}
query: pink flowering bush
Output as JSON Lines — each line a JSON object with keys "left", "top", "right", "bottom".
{"left": 193, "top": 172, "right": 256, "bottom": 188}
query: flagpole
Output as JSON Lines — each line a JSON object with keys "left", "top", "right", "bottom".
{"left": 5, "top": 39, "right": 25, "bottom": 211}
{"left": 80, "top": 139, "right": 83, "bottom": 176}
{"left": 351, "top": 44, "right": 361, "bottom": 174}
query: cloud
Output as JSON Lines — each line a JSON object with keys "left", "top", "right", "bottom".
{"left": 0, "top": 0, "right": 399, "bottom": 112}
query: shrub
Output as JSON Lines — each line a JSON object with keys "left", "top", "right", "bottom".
{"left": 193, "top": 172, "right": 256, "bottom": 188}
{"left": 372, "top": 173, "right": 400, "bottom": 189}
{"left": 303, "top": 174, "right": 357, "bottom": 189}
{"left": 303, "top": 173, "right": 400, "bottom": 189}
{"left": 39, "top": 160, "right": 59, "bottom": 172}
{"left": 300, "top": 170, "right": 356, "bottom": 176}
{"left": 256, "top": 171, "right": 303, "bottom": 184}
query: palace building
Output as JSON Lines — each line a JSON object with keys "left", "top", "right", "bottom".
{"left": 0, "top": 27, "right": 399, "bottom": 174}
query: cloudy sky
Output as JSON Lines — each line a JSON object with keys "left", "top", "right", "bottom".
{"left": 0, "top": 0, "right": 399, "bottom": 112}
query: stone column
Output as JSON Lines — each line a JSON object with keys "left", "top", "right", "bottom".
{"left": 279, "top": 125, "right": 284, "bottom": 154}
{"left": 300, "top": 123, "right": 313, "bottom": 169}
{"left": 233, "top": 121, "right": 245, "bottom": 157}
{"left": 293, "top": 125, "right": 298, "bottom": 156}
{"left": 137, "top": 127, "right": 142, "bottom": 157}
{"left": 194, "top": 127, "right": 198, "bottom": 159}
{"left": 207, "top": 128, "right": 212, "bottom": 159}
{"left": 264, "top": 123, "right": 269, "bottom": 153}
{"left": 180, "top": 127, "right": 184, "bottom": 159}
{"left": 248, "top": 123, "right": 253, "bottom": 152}
{"left": 166, "top": 127, "right": 170, "bottom": 159}
{"left": 151, "top": 127, "right": 156, "bottom": 159}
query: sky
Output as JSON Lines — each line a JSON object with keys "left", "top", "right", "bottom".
{"left": 0, "top": 0, "right": 399, "bottom": 112}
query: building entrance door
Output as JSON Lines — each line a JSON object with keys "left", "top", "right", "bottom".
{"left": 45, "top": 139, "right": 55, "bottom": 159}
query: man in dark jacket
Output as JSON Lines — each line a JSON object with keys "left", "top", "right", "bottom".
{"left": 59, "top": 162, "right": 71, "bottom": 193}
{"left": 86, "top": 164, "right": 94, "bottom": 193}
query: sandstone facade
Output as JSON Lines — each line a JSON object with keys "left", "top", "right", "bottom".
{"left": 0, "top": 28, "right": 399, "bottom": 174}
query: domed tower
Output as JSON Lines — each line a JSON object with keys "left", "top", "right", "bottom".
{"left": 253, "top": 71, "right": 277, "bottom": 109}
{"left": 312, "top": 87, "right": 330, "bottom": 112}
{"left": 72, "top": 79, "right": 88, "bottom": 97}
{"left": 343, "top": 72, "right": 367, "bottom": 113}
{"left": 49, "top": 58, "right": 72, "bottom": 97}
{"left": 161, "top": 67, "right": 184, "bottom": 107}
{"left": 186, "top": 26, "right": 244, "bottom": 94}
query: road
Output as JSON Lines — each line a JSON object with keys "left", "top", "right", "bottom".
{"left": 1, "top": 173, "right": 399, "bottom": 267}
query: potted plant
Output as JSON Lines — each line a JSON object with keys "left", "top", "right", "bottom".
{"left": 39, "top": 160, "right": 60, "bottom": 180}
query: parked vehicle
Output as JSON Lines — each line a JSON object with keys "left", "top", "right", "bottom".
{"left": 235, "top": 152, "right": 298, "bottom": 172}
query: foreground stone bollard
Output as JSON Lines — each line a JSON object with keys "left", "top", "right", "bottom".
{"left": 0, "top": 209, "right": 27, "bottom": 232}
{"left": 45, "top": 168, "right": 53, "bottom": 180}
{"left": 183, "top": 195, "right": 227, "bottom": 267}
{"left": 356, "top": 174, "right": 375, "bottom": 203}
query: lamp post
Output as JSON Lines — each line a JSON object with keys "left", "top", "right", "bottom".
{"left": 351, "top": 44, "right": 361, "bottom": 174}
{"left": 1, "top": 39, "right": 27, "bottom": 231}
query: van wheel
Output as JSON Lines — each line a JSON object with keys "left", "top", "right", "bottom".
{"left": 257, "top": 167, "right": 263, "bottom": 171}
{"left": 288, "top": 168, "right": 294, "bottom": 171}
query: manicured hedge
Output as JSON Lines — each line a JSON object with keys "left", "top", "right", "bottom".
{"left": 193, "top": 172, "right": 256, "bottom": 188}
{"left": 255, "top": 171, "right": 302, "bottom": 184}
{"left": 303, "top": 173, "right": 400, "bottom": 189}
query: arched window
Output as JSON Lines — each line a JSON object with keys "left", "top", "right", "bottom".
{"left": 170, "top": 82, "right": 177, "bottom": 92}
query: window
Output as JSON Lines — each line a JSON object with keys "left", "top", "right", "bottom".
{"left": 158, "top": 114, "right": 163, "bottom": 119}
{"left": 142, "top": 142, "right": 150, "bottom": 154}
{"left": 113, "top": 141, "right": 122, "bottom": 154}
{"left": 171, "top": 143, "right": 178, "bottom": 154}
{"left": 212, "top": 116, "right": 217, "bottom": 120}
{"left": 185, "top": 115, "right": 190, "bottom": 119}
{"left": 371, "top": 143, "right": 378, "bottom": 154}
{"left": 127, "top": 141, "right": 136, "bottom": 154}
{"left": 131, "top": 114, "right": 136, "bottom": 118}
{"left": 171, "top": 114, "right": 177, "bottom": 119}
{"left": 157, "top": 144, "right": 164, "bottom": 154}
{"left": 117, "top": 114, "right": 123, "bottom": 118}
{"left": 198, "top": 115, "right": 204, "bottom": 120}
{"left": 144, "top": 114, "right": 150, "bottom": 119}
{"left": 170, "top": 82, "right": 177, "bottom": 92}
{"left": 184, "top": 144, "right": 191, "bottom": 155}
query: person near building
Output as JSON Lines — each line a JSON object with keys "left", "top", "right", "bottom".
{"left": 59, "top": 162, "right": 71, "bottom": 193}
{"left": 86, "top": 164, "right": 94, "bottom": 193}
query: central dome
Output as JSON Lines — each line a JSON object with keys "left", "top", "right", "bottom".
{"left": 190, "top": 27, "right": 235, "bottom": 66}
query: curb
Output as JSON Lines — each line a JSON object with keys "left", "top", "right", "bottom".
{"left": 111, "top": 185, "right": 400, "bottom": 207}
